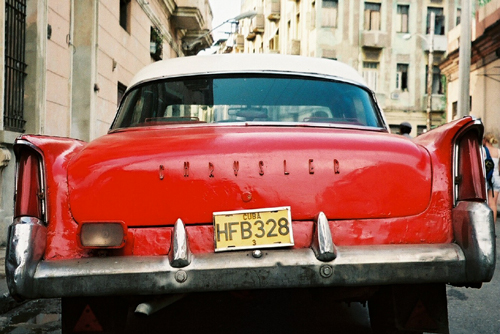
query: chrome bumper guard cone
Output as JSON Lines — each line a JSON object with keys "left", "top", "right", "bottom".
{"left": 6, "top": 203, "right": 496, "bottom": 299}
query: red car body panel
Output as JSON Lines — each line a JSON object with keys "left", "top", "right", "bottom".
{"left": 18, "top": 117, "right": 477, "bottom": 260}
{"left": 67, "top": 126, "right": 431, "bottom": 223}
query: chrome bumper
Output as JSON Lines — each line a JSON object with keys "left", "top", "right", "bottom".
{"left": 6, "top": 202, "right": 496, "bottom": 299}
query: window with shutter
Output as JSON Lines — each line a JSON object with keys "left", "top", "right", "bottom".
{"left": 397, "top": 5, "right": 409, "bottom": 33}
{"left": 322, "top": 0, "right": 338, "bottom": 28}
{"left": 363, "top": 62, "right": 379, "bottom": 91}
{"left": 364, "top": 2, "right": 381, "bottom": 31}
{"left": 4, "top": 0, "right": 27, "bottom": 132}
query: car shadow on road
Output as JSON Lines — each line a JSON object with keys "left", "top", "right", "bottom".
{"left": 124, "top": 289, "right": 372, "bottom": 334}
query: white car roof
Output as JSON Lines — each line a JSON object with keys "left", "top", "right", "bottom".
{"left": 129, "top": 54, "right": 368, "bottom": 90}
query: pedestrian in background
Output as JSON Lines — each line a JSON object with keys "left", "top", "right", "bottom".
{"left": 399, "top": 122, "right": 412, "bottom": 138}
{"left": 483, "top": 132, "right": 499, "bottom": 222}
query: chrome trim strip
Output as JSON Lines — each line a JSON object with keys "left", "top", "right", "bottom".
{"left": 168, "top": 218, "right": 191, "bottom": 268}
{"left": 452, "top": 201, "right": 496, "bottom": 282}
{"left": 453, "top": 143, "right": 459, "bottom": 205}
{"left": 312, "top": 212, "right": 337, "bottom": 261}
{"left": 5, "top": 217, "right": 47, "bottom": 298}
{"left": 109, "top": 121, "right": 388, "bottom": 135}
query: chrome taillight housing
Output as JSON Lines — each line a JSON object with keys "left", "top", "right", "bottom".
{"left": 14, "top": 141, "right": 46, "bottom": 222}
{"left": 453, "top": 122, "right": 486, "bottom": 205}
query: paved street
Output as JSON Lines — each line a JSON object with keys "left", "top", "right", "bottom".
{"left": 0, "top": 220, "right": 499, "bottom": 333}
{"left": 447, "top": 219, "right": 500, "bottom": 333}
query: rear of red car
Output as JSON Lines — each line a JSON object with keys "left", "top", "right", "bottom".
{"left": 5, "top": 55, "right": 495, "bottom": 333}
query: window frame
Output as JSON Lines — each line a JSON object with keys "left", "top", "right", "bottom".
{"left": 396, "top": 63, "right": 409, "bottom": 92}
{"left": 364, "top": 2, "right": 381, "bottom": 31}
{"left": 4, "top": 0, "right": 28, "bottom": 132}
{"left": 396, "top": 4, "right": 409, "bottom": 33}
{"left": 321, "top": 0, "right": 339, "bottom": 28}
{"left": 120, "top": 0, "right": 131, "bottom": 32}
{"left": 426, "top": 7, "right": 445, "bottom": 35}
{"left": 362, "top": 62, "right": 379, "bottom": 92}
{"left": 111, "top": 74, "right": 385, "bottom": 131}
{"left": 425, "top": 65, "right": 444, "bottom": 95}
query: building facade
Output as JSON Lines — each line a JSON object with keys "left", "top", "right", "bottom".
{"left": 0, "top": 0, "right": 213, "bottom": 244}
{"left": 440, "top": 0, "right": 500, "bottom": 136}
{"left": 225, "top": 0, "right": 462, "bottom": 135}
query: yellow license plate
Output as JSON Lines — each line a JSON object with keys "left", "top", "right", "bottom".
{"left": 213, "top": 206, "right": 294, "bottom": 252}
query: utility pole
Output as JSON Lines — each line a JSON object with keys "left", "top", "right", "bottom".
{"left": 426, "top": 12, "right": 435, "bottom": 131}
{"left": 457, "top": 0, "right": 471, "bottom": 118}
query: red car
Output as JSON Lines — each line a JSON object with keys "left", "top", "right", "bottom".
{"left": 6, "top": 54, "right": 495, "bottom": 333}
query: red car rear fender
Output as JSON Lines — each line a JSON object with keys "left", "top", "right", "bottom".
{"left": 14, "top": 135, "right": 89, "bottom": 259}
{"left": 415, "top": 116, "right": 486, "bottom": 204}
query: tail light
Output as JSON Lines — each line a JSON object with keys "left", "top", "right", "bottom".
{"left": 14, "top": 142, "right": 46, "bottom": 221}
{"left": 454, "top": 124, "right": 486, "bottom": 204}
{"left": 78, "top": 222, "right": 127, "bottom": 248}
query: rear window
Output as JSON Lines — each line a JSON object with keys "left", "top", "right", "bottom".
{"left": 111, "top": 75, "right": 384, "bottom": 130}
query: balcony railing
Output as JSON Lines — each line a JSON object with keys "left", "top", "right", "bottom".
{"left": 422, "top": 94, "right": 446, "bottom": 111}
{"left": 235, "top": 34, "right": 245, "bottom": 50}
{"left": 267, "top": 1, "right": 280, "bottom": 21}
{"left": 360, "top": 30, "right": 389, "bottom": 48}
{"left": 172, "top": 0, "right": 209, "bottom": 31}
{"left": 251, "top": 14, "right": 265, "bottom": 33}
{"left": 420, "top": 35, "right": 447, "bottom": 52}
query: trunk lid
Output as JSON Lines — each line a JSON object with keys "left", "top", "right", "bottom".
{"left": 67, "top": 125, "right": 432, "bottom": 226}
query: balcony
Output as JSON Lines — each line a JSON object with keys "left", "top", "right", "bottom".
{"left": 422, "top": 94, "right": 446, "bottom": 111}
{"left": 182, "top": 30, "right": 213, "bottom": 55}
{"left": 420, "top": 35, "right": 447, "bottom": 52}
{"left": 289, "top": 40, "right": 300, "bottom": 55}
{"left": 360, "top": 30, "right": 389, "bottom": 49}
{"left": 171, "top": 0, "right": 208, "bottom": 31}
{"left": 246, "top": 14, "right": 265, "bottom": 40}
{"left": 246, "top": 31, "right": 256, "bottom": 40}
{"left": 267, "top": 1, "right": 280, "bottom": 21}
{"left": 174, "top": 0, "right": 213, "bottom": 55}
{"left": 251, "top": 14, "right": 265, "bottom": 33}
{"left": 235, "top": 34, "right": 245, "bottom": 50}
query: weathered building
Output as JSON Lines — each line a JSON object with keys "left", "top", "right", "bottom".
{"left": 440, "top": 0, "right": 500, "bottom": 135}
{"left": 227, "top": 0, "right": 461, "bottom": 136}
{"left": 0, "top": 0, "right": 213, "bottom": 244}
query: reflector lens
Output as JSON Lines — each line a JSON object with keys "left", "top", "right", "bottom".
{"left": 456, "top": 130, "right": 485, "bottom": 201}
{"left": 15, "top": 149, "right": 43, "bottom": 219}
{"left": 80, "top": 223, "right": 125, "bottom": 248}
